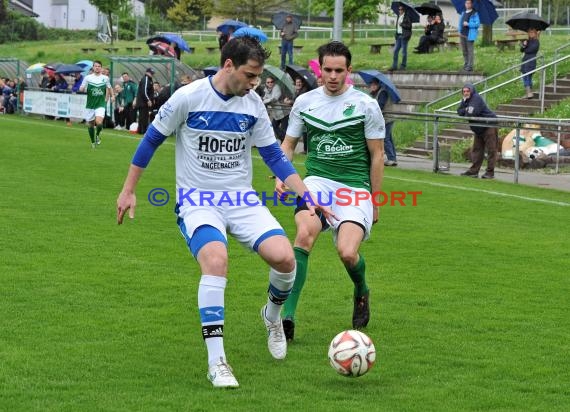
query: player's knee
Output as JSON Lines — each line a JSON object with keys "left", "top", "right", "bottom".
{"left": 338, "top": 249, "right": 358, "bottom": 268}
{"left": 294, "top": 226, "right": 317, "bottom": 250}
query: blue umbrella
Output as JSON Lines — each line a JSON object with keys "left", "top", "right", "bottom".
{"left": 357, "top": 70, "right": 401, "bottom": 103}
{"left": 391, "top": 1, "right": 420, "bottom": 24}
{"left": 147, "top": 34, "right": 190, "bottom": 52}
{"left": 450, "top": 0, "right": 498, "bottom": 25}
{"left": 76, "top": 60, "right": 93, "bottom": 75}
{"left": 55, "top": 64, "right": 86, "bottom": 74}
{"left": 232, "top": 27, "right": 268, "bottom": 43}
{"left": 217, "top": 19, "right": 248, "bottom": 35}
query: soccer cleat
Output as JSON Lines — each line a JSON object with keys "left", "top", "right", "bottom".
{"left": 282, "top": 318, "right": 295, "bottom": 342}
{"left": 207, "top": 357, "right": 239, "bottom": 388}
{"left": 96, "top": 135, "right": 101, "bottom": 145}
{"left": 261, "top": 305, "right": 287, "bottom": 359}
{"left": 91, "top": 143, "right": 96, "bottom": 149}
{"left": 352, "top": 292, "right": 370, "bottom": 329}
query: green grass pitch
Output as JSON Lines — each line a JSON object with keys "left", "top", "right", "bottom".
{"left": 1, "top": 115, "right": 569, "bottom": 411}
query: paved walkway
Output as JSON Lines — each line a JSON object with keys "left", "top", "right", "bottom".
{"left": 395, "top": 154, "right": 570, "bottom": 193}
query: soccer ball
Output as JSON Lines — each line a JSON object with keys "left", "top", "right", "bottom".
{"left": 328, "top": 330, "right": 376, "bottom": 377}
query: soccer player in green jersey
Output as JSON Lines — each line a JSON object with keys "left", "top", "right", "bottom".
{"left": 79, "top": 60, "right": 112, "bottom": 148}
{"left": 275, "top": 41, "right": 385, "bottom": 341}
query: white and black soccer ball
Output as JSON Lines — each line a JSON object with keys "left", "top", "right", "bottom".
{"left": 328, "top": 330, "right": 376, "bottom": 377}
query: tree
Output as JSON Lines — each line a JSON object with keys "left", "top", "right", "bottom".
{"left": 0, "top": 0, "right": 7, "bottom": 24}
{"left": 146, "top": 0, "right": 176, "bottom": 19}
{"left": 213, "top": 0, "right": 293, "bottom": 26}
{"left": 89, "top": 0, "right": 131, "bottom": 44}
{"left": 167, "top": 0, "right": 213, "bottom": 29}
{"left": 311, "top": 0, "right": 379, "bottom": 44}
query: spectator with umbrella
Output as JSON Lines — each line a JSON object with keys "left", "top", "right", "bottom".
{"left": 390, "top": 2, "right": 415, "bottom": 71}
{"left": 506, "top": 12, "right": 550, "bottom": 99}
{"left": 278, "top": 14, "right": 299, "bottom": 70}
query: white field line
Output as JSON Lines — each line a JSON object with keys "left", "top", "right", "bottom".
{"left": 5, "top": 117, "right": 567, "bottom": 207}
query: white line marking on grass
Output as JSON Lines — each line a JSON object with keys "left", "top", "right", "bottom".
{"left": 385, "top": 176, "right": 570, "bottom": 207}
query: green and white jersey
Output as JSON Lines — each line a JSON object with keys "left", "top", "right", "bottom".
{"left": 80, "top": 73, "right": 111, "bottom": 109}
{"left": 287, "top": 86, "right": 385, "bottom": 190}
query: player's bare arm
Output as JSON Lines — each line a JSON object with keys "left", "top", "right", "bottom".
{"left": 367, "top": 138, "right": 384, "bottom": 223}
{"left": 117, "top": 164, "right": 145, "bottom": 224}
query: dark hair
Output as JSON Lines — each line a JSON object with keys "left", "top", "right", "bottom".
{"left": 317, "top": 41, "right": 352, "bottom": 68}
{"left": 220, "top": 36, "right": 270, "bottom": 68}
{"left": 93, "top": 60, "right": 102, "bottom": 66}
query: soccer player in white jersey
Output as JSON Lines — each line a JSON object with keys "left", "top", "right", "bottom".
{"left": 116, "top": 37, "right": 335, "bottom": 389}
{"left": 275, "top": 41, "right": 385, "bottom": 341}
{"left": 79, "top": 60, "right": 112, "bottom": 148}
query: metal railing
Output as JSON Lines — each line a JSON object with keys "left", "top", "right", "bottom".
{"left": 423, "top": 53, "right": 545, "bottom": 149}
{"left": 390, "top": 111, "right": 570, "bottom": 180}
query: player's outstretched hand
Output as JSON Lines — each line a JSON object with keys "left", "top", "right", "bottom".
{"left": 306, "top": 192, "right": 339, "bottom": 225}
{"left": 117, "top": 191, "right": 136, "bottom": 224}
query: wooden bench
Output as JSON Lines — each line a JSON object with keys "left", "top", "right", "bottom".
{"left": 103, "top": 47, "right": 119, "bottom": 53}
{"left": 81, "top": 47, "right": 97, "bottom": 53}
{"left": 369, "top": 43, "right": 394, "bottom": 54}
{"left": 126, "top": 47, "right": 142, "bottom": 53}
{"left": 505, "top": 30, "right": 527, "bottom": 40}
{"left": 495, "top": 39, "right": 520, "bottom": 52}
{"left": 205, "top": 46, "right": 218, "bottom": 54}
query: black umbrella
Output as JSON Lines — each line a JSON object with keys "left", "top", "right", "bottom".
{"left": 506, "top": 11, "right": 550, "bottom": 32}
{"left": 271, "top": 11, "right": 302, "bottom": 30}
{"left": 55, "top": 64, "right": 86, "bottom": 74}
{"left": 391, "top": 1, "right": 420, "bottom": 24}
{"left": 415, "top": 2, "right": 442, "bottom": 16}
{"left": 285, "top": 64, "right": 317, "bottom": 90}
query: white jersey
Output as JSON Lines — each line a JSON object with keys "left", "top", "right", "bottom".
{"left": 152, "top": 77, "right": 277, "bottom": 192}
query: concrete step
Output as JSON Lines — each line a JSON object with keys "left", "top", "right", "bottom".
{"left": 405, "top": 146, "right": 433, "bottom": 157}
{"left": 510, "top": 97, "right": 560, "bottom": 106}
{"left": 554, "top": 78, "right": 570, "bottom": 87}
{"left": 397, "top": 84, "right": 456, "bottom": 101}
{"left": 543, "top": 85, "right": 570, "bottom": 94}
{"left": 386, "top": 70, "right": 485, "bottom": 86}
{"left": 496, "top": 104, "right": 540, "bottom": 114}
{"left": 434, "top": 127, "right": 472, "bottom": 138}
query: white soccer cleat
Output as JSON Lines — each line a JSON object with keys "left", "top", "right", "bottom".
{"left": 207, "top": 357, "right": 239, "bottom": 388}
{"left": 261, "top": 305, "right": 287, "bottom": 359}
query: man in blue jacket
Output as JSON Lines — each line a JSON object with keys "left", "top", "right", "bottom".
{"left": 457, "top": 83, "right": 498, "bottom": 179}
{"left": 459, "top": 0, "right": 480, "bottom": 72}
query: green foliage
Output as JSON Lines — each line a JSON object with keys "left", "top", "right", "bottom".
{"left": 166, "top": 0, "right": 213, "bottom": 30}
{"left": 214, "top": 0, "right": 294, "bottom": 26}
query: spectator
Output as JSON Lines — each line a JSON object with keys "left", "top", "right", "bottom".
{"left": 459, "top": 0, "right": 480, "bottom": 72}
{"left": 262, "top": 76, "right": 287, "bottom": 141}
{"left": 370, "top": 79, "right": 398, "bottom": 166}
{"left": 458, "top": 83, "right": 498, "bottom": 179}
{"left": 2, "top": 78, "right": 17, "bottom": 114}
{"left": 390, "top": 3, "right": 413, "bottom": 71}
{"left": 283, "top": 78, "right": 309, "bottom": 152}
{"left": 52, "top": 73, "right": 69, "bottom": 92}
{"left": 414, "top": 14, "right": 445, "bottom": 54}
{"left": 71, "top": 72, "right": 84, "bottom": 93}
{"left": 135, "top": 68, "right": 155, "bottom": 134}
{"left": 121, "top": 72, "right": 138, "bottom": 130}
{"left": 280, "top": 14, "right": 299, "bottom": 69}
{"left": 520, "top": 28, "right": 539, "bottom": 99}
{"left": 114, "top": 84, "right": 126, "bottom": 130}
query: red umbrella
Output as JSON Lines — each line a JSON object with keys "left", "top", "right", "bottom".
{"left": 149, "top": 41, "right": 176, "bottom": 58}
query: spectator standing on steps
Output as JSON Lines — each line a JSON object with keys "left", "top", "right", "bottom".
{"left": 458, "top": 83, "right": 498, "bottom": 179}
{"left": 520, "top": 28, "right": 540, "bottom": 99}
{"left": 458, "top": 0, "right": 480, "bottom": 72}
{"left": 390, "top": 3, "right": 412, "bottom": 71}
{"left": 280, "top": 14, "right": 299, "bottom": 69}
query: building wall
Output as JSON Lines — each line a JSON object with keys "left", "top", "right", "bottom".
{"left": 33, "top": 0, "right": 145, "bottom": 30}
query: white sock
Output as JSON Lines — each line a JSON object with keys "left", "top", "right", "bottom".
{"left": 198, "top": 275, "right": 227, "bottom": 367}
{"left": 265, "top": 265, "right": 295, "bottom": 322}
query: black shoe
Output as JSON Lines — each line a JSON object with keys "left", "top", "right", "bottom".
{"left": 282, "top": 318, "right": 295, "bottom": 342}
{"left": 460, "top": 171, "right": 478, "bottom": 178}
{"left": 481, "top": 173, "right": 495, "bottom": 179}
{"left": 352, "top": 292, "right": 370, "bottom": 329}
